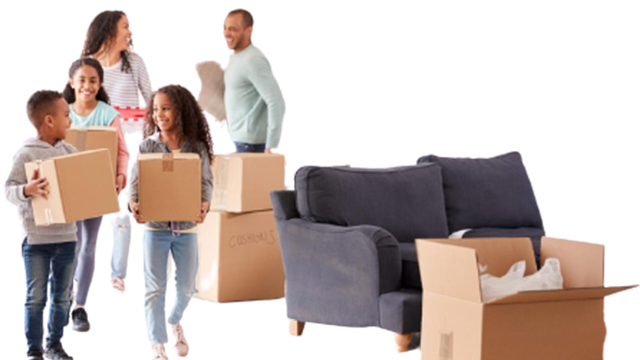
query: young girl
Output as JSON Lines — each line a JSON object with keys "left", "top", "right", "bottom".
{"left": 62, "top": 58, "right": 130, "bottom": 332}
{"left": 83, "top": 10, "right": 153, "bottom": 292}
{"left": 129, "top": 85, "right": 213, "bottom": 360}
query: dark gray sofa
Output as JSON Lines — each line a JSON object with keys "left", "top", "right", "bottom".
{"left": 270, "top": 151, "right": 544, "bottom": 351}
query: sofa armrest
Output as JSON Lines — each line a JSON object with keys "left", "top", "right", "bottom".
{"left": 276, "top": 217, "right": 402, "bottom": 327}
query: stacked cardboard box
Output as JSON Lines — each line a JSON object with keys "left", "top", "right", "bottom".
{"left": 196, "top": 153, "right": 286, "bottom": 302}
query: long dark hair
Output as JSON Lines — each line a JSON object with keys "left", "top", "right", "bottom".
{"left": 62, "top": 58, "right": 110, "bottom": 104}
{"left": 82, "top": 10, "right": 132, "bottom": 73}
{"left": 143, "top": 85, "right": 214, "bottom": 161}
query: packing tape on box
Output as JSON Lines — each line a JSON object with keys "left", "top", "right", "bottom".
{"left": 439, "top": 332, "right": 453, "bottom": 360}
{"left": 162, "top": 153, "right": 174, "bottom": 172}
{"left": 44, "top": 208, "right": 54, "bottom": 226}
{"left": 213, "top": 156, "right": 229, "bottom": 210}
{"left": 75, "top": 129, "right": 87, "bottom": 151}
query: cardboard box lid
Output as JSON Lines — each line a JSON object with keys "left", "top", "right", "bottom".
{"left": 139, "top": 153, "right": 200, "bottom": 161}
{"left": 487, "top": 285, "right": 636, "bottom": 305}
{"left": 416, "top": 239, "right": 483, "bottom": 302}
{"left": 215, "top": 153, "right": 284, "bottom": 160}
{"left": 69, "top": 125, "right": 117, "bottom": 132}
{"left": 541, "top": 237, "right": 604, "bottom": 288}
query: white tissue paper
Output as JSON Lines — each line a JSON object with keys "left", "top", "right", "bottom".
{"left": 479, "top": 258, "right": 564, "bottom": 302}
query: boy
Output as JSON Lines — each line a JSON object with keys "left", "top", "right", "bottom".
{"left": 5, "top": 90, "right": 76, "bottom": 360}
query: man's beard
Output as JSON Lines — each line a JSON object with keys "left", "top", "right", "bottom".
{"left": 231, "top": 34, "right": 246, "bottom": 51}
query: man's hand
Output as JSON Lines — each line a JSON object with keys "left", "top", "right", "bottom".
{"left": 264, "top": 148, "right": 273, "bottom": 154}
{"left": 129, "top": 200, "right": 144, "bottom": 224}
{"left": 115, "top": 174, "right": 125, "bottom": 195}
{"left": 24, "top": 168, "right": 49, "bottom": 199}
{"left": 196, "top": 201, "right": 210, "bottom": 224}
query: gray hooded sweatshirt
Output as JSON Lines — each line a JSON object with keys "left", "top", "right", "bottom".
{"left": 5, "top": 138, "right": 78, "bottom": 244}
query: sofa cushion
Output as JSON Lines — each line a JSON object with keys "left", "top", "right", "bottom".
{"left": 398, "top": 243, "right": 421, "bottom": 290}
{"left": 295, "top": 164, "right": 449, "bottom": 243}
{"left": 418, "top": 152, "right": 543, "bottom": 232}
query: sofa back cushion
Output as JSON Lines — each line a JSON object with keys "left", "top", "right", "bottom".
{"left": 417, "top": 152, "right": 543, "bottom": 232}
{"left": 295, "top": 164, "right": 449, "bottom": 243}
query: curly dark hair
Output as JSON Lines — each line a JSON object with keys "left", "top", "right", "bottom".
{"left": 63, "top": 58, "right": 110, "bottom": 104}
{"left": 143, "top": 85, "right": 214, "bottom": 161}
{"left": 82, "top": 10, "right": 132, "bottom": 73}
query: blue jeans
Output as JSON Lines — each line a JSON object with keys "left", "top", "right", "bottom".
{"left": 22, "top": 239, "right": 76, "bottom": 353}
{"left": 110, "top": 213, "right": 132, "bottom": 279}
{"left": 234, "top": 142, "right": 266, "bottom": 153}
{"left": 144, "top": 230, "right": 198, "bottom": 344}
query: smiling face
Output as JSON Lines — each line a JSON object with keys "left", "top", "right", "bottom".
{"left": 153, "top": 92, "right": 177, "bottom": 133}
{"left": 112, "top": 15, "right": 132, "bottom": 52}
{"left": 68, "top": 65, "right": 101, "bottom": 103}
{"left": 223, "top": 13, "right": 252, "bottom": 53}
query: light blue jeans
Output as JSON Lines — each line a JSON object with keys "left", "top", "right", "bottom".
{"left": 110, "top": 213, "right": 131, "bottom": 279}
{"left": 144, "top": 230, "right": 198, "bottom": 345}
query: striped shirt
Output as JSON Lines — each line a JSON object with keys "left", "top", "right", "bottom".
{"left": 102, "top": 52, "right": 153, "bottom": 108}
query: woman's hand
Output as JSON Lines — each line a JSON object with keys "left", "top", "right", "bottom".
{"left": 196, "top": 201, "right": 210, "bottom": 224}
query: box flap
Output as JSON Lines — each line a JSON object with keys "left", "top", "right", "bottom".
{"left": 138, "top": 153, "right": 200, "bottom": 160}
{"left": 487, "top": 285, "right": 636, "bottom": 305}
{"left": 416, "top": 239, "right": 482, "bottom": 302}
{"left": 541, "top": 237, "right": 604, "bottom": 288}
{"left": 430, "top": 238, "right": 538, "bottom": 277}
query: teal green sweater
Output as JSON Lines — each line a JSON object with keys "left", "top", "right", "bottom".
{"left": 224, "top": 44, "right": 285, "bottom": 149}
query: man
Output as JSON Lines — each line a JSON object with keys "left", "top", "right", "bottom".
{"left": 223, "top": 9, "right": 285, "bottom": 154}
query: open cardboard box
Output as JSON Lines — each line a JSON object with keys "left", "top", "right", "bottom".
{"left": 415, "top": 237, "right": 636, "bottom": 360}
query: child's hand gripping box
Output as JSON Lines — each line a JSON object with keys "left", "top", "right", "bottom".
{"left": 25, "top": 149, "right": 119, "bottom": 225}
{"left": 138, "top": 153, "right": 201, "bottom": 222}
{"left": 415, "top": 237, "right": 636, "bottom": 360}
{"left": 66, "top": 126, "right": 117, "bottom": 180}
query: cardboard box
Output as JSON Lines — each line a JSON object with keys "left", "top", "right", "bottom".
{"left": 195, "top": 210, "right": 284, "bottom": 302}
{"left": 211, "top": 153, "right": 285, "bottom": 213}
{"left": 415, "top": 237, "right": 636, "bottom": 360}
{"left": 66, "top": 126, "right": 117, "bottom": 179}
{"left": 138, "top": 153, "right": 201, "bottom": 222}
{"left": 25, "top": 149, "right": 119, "bottom": 225}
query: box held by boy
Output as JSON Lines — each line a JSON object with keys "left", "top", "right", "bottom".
{"left": 25, "top": 149, "right": 119, "bottom": 225}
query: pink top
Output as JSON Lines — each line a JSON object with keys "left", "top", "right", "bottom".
{"left": 109, "top": 116, "right": 130, "bottom": 189}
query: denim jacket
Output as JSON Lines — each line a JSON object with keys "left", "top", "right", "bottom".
{"left": 129, "top": 133, "right": 213, "bottom": 231}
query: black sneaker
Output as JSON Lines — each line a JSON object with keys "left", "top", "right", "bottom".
{"left": 27, "top": 349, "right": 44, "bottom": 360}
{"left": 44, "top": 343, "right": 73, "bottom": 360}
{"left": 71, "top": 308, "right": 90, "bottom": 332}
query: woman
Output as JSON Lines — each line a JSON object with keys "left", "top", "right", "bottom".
{"left": 82, "top": 10, "right": 153, "bottom": 294}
